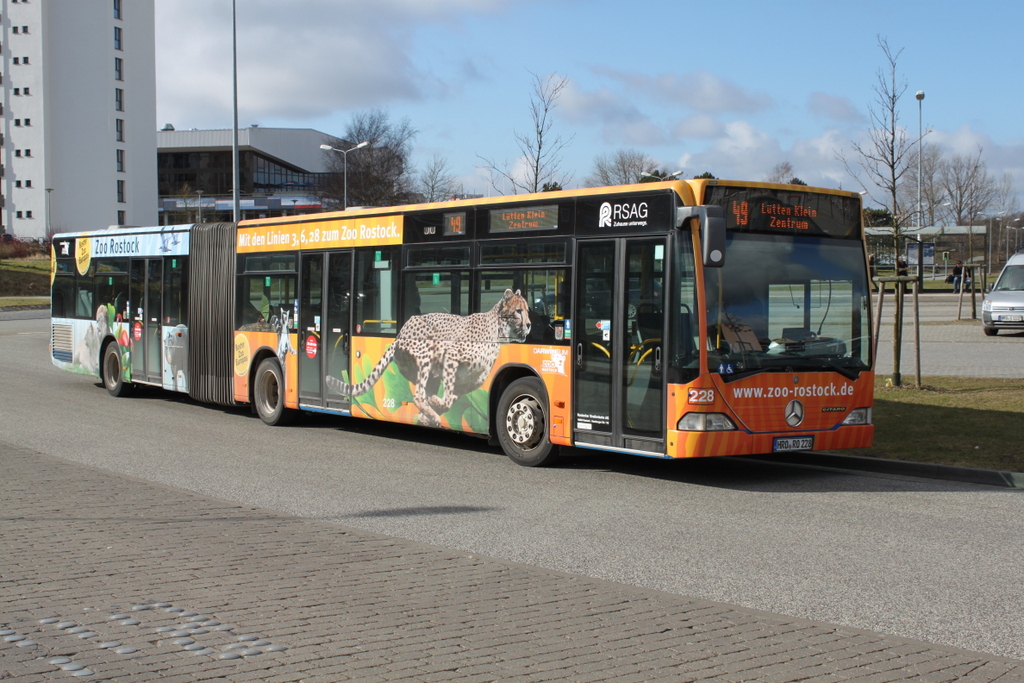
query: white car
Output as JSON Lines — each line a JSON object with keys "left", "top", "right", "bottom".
{"left": 982, "top": 250, "right": 1024, "bottom": 336}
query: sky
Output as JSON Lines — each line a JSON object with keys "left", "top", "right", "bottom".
{"left": 154, "top": 0, "right": 1024, "bottom": 210}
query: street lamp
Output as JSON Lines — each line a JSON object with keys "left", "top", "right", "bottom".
{"left": 45, "top": 188, "right": 54, "bottom": 238}
{"left": 320, "top": 141, "right": 369, "bottom": 209}
{"left": 915, "top": 90, "right": 924, "bottom": 284}
{"left": 196, "top": 190, "right": 204, "bottom": 223}
{"left": 640, "top": 170, "right": 683, "bottom": 182}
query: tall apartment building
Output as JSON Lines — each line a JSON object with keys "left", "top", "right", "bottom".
{"left": 2, "top": 0, "right": 156, "bottom": 240}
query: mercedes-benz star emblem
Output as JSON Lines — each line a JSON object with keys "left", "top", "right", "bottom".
{"left": 784, "top": 399, "right": 805, "bottom": 427}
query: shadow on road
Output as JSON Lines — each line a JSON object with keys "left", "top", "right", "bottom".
{"left": 102, "top": 383, "right": 996, "bottom": 495}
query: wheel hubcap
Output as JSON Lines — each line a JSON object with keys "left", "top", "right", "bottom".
{"left": 506, "top": 395, "right": 541, "bottom": 448}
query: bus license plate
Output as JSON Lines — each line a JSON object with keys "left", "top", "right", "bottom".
{"left": 773, "top": 436, "right": 813, "bottom": 452}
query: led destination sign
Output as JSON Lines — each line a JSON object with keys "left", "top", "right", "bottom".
{"left": 705, "top": 186, "right": 861, "bottom": 239}
{"left": 489, "top": 204, "right": 558, "bottom": 233}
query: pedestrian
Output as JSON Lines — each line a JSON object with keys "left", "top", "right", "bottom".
{"left": 897, "top": 258, "right": 908, "bottom": 277}
{"left": 952, "top": 261, "right": 963, "bottom": 293}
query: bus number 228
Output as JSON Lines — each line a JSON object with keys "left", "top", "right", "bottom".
{"left": 687, "top": 389, "right": 715, "bottom": 405}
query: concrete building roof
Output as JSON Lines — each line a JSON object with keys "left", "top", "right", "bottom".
{"left": 156, "top": 126, "right": 334, "bottom": 173}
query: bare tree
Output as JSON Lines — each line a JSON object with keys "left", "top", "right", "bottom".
{"left": 584, "top": 149, "right": 658, "bottom": 187}
{"left": 764, "top": 161, "right": 794, "bottom": 184}
{"left": 417, "top": 154, "right": 460, "bottom": 203}
{"left": 480, "top": 72, "right": 575, "bottom": 194}
{"left": 839, "top": 37, "right": 914, "bottom": 265}
{"left": 321, "top": 108, "right": 417, "bottom": 208}
{"left": 899, "top": 142, "right": 946, "bottom": 226}
{"left": 939, "top": 148, "right": 1003, "bottom": 264}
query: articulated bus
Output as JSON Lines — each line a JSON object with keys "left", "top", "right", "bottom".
{"left": 50, "top": 179, "right": 874, "bottom": 466}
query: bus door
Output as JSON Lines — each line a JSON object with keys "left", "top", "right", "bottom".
{"left": 129, "top": 258, "right": 163, "bottom": 384}
{"left": 573, "top": 238, "right": 666, "bottom": 455}
{"left": 298, "top": 251, "right": 353, "bottom": 410}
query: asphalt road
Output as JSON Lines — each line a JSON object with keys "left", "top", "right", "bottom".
{"left": 874, "top": 291, "right": 1024, "bottom": 377}
{"left": 3, "top": 313, "right": 1023, "bottom": 662}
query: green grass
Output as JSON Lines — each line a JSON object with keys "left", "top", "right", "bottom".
{"left": 0, "top": 256, "right": 50, "bottom": 300}
{"left": 848, "top": 376, "right": 1024, "bottom": 473}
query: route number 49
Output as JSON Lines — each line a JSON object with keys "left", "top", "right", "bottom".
{"left": 687, "top": 388, "right": 715, "bottom": 405}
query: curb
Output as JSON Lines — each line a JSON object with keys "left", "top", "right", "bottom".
{"left": 749, "top": 452, "right": 1024, "bottom": 489}
{"left": 0, "top": 303, "right": 49, "bottom": 312}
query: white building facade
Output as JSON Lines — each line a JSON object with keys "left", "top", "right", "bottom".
{"left": 2, "top": 0, "right": 156, "bottom": 240}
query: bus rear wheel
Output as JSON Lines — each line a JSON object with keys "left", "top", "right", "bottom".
{"left": 254, "top": 358, "right": 296, "bottom": 426}
{"left": 103, "top": 343, "right": 133, "bottom": 397}
{"left": 497, "top": 377, "right": 558, "bottom": 467}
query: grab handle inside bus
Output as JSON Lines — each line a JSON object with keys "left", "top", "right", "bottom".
{"left": 677, "top": 205, "right": 726, "bottom": 268}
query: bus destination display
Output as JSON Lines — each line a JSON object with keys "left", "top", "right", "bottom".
{"left": 489, "top": 204, "right": 558, "bottom": 233}
{"left": 705, "top": 186, "right": 860, "bottom": 239}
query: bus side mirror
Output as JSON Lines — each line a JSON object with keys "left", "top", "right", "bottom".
{"left": 677, "top": 205, "right": 726, "bottom": 268}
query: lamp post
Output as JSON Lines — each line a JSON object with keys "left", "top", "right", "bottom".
{"left": 45, "top": 188, "right": 54, "bottom": 238}
{"left": 231, "top": 0, "right": 240, "bottom": 223}
{"left": 196, "top": 190, "right": 204, "bottom": 223}
{"left": 320, "top": 142, "right": 369, "bottom": 209}
{"left": 915, "top": 90, "right": 924, "bottom": 284}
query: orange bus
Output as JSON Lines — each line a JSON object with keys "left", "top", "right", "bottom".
{"left": 51, "top": 179, "right": 873, "bottom": 466}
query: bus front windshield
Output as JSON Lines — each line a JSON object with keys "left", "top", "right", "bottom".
{"left": 705, "top": 233, "right": 871, "bottom": 379}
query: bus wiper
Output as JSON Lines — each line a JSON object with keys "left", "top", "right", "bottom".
{"left": 819, "top": 358, "right": 861, "bottom": 380}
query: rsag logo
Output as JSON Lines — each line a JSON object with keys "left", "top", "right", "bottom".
{"left": 598, "top": 201, "right": 649, "bottom": 228}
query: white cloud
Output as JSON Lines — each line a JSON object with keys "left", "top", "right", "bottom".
{"left": 674, "top": 115, "right": 724, "bottom": 140}
{"left": 154, "top": 0, "right": 517, "bottom": 129}
{"left": 594, "top": 67, "right": 773, "bottom": 115}
{"left": 808, "top": 93, "right": 865, "bottom": 124}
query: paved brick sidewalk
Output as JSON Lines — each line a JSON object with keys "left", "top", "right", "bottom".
{"left": 2, "top": 443, "right": 1022, "bottom": 682}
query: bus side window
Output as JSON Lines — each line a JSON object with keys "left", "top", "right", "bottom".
{"left": 76, "top": 280, "right": 94, "bottom": 318}
{"left": 355, "top": 247, "right": 399, "bottom": 336}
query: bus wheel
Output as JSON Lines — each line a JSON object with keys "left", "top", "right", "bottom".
{"left": 102, "top": 343, "right": 133, "bottom": 397}
{"left": 254, "top": 358, "right": 296, "bottom": 426}
{"left": 497, "top": 377, "right": 558, "bottom": 467}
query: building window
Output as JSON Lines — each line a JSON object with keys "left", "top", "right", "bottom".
{"left": 115, "top": 88, "right": 124, "bottom": 111}
{"left": 117, "top": 210, "right": 126, "bottom": 225}
{"left": 22, "top": 26, "right": 29, "bottom": 34}
{"left": 25, "top": 149, "right": 31, "bottom": 156}
{"left": 15, "top": 181, "right": 22, "bottom": 188}
{"left": 25, "top": 180, "right": 32, "bottom": 188}
{"left": 16, "top": 211, "right": 23, "bottom": 219}
{"left": 115, "top": 118, "right": 125, "bottom": 141}
{"left": 13, "top": 58, "right": 19, "bottom": 65}
{"left": 13, "top": 88, "right": 20, "bottom": 96}
{"left": 26, "top": 211, "right": 33, "bottom": 219}
{"left": 15, "top": 150, "right": 22, "bottom": 157}
{"left": 114, "top": 57, "right": 123, "bottom": 81}
{"left": 116, "top": 149, "right": 125, "bottom": 172}
{"left": 14, "top": 119, "right": 21, "bottom": 127}
{"left": 24, "top": 118, "right": 30, "bottom": 125}
{"left": 22, "top": 87, "right": 29, "bottom": 95}
{"left": 117, "top": 180, "right": 125, "bottom": 203}
{"left": 12, "top": 27, "right": 19, "bottom": 35}
{"left": 114, "top": 26, "right": 122, "bottom": 50}
{"left": 114, "top": 0, "right": 122, "bottom": 19}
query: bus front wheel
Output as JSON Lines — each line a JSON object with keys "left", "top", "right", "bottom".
{"left": 103, "top": 343, "right": 133, "bottom": 397}
{"left": 254, "top": 358, "right": 296, "bottom": 426}
{"left": 497, "top": 377, "right": 558, "bottom": 467}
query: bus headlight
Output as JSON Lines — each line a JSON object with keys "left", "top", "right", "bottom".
{"left": 678, "top": 412, "right": 737, "bottom": 431}
{"left": 841, "top": 408, "right": 872, "bottom": 425}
